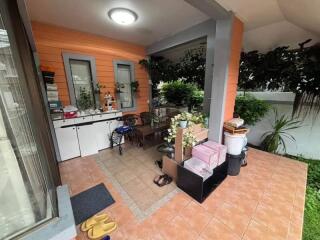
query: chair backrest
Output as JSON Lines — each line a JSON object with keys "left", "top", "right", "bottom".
{"left": 122, "top": 114, "right": 139, "bottom": 127}
{"left": 166, "top": 110, "right": 180, "bottom": 123}
{"left": 140, "top": 112, "right": 152, "bottom": 125}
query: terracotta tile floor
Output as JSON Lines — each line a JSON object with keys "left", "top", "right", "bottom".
{"left": 59, "top": 147, "right": 308, "bottom": 240}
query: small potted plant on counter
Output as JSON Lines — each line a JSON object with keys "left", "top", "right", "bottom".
{"left": 78, "top": 87, "right": 93, "bottom": 111}
{"left": 131, "top": 80, "right": 139, "bottom": 93}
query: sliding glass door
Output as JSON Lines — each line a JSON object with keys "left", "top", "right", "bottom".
{"left": 0, "top": 0, "right": 59, "bottom": 238}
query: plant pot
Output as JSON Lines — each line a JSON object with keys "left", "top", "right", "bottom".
{"left": 180, "top": 120, "right": 188, "bottom": 128}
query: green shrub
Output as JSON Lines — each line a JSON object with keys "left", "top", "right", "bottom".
{"left": 291, "top": 156, "right": 320, "bottom": 240}
{"left": 190, "top": 89, "right": 204, "bottom": 108}
{"left": 161, "top": 81, "right": 198, "bottom": 106}
{"left": 304, "top": 187, "right": 320, "bottom": 240}
{"left": 234, "top": 94, "right": 270, "bottom": 125}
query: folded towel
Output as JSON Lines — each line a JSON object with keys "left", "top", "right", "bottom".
{"left": 225, "top": 118, "right": 244, "bottom": 128}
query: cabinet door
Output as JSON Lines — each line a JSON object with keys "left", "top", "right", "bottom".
{"left": 55, "top": 126, "right": 80, "bottom": 161}
{"left": 94, "top": 121, "right": 110, "bottom": 150}
{"left": 77, "top": 124, "right": 99, "bottom": 157}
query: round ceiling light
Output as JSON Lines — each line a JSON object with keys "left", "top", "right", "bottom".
{"left": 108, "top": 8, "right": 138, "bottom": 25}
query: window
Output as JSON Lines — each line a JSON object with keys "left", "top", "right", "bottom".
{"left": 63, "top": 53, "right": 98, "bottom": 109}
{"left": 0, "top": 10, "right": 57, "bottom": 239}
{"left": 114, "top": 61, "right": 136, "bottom": 111}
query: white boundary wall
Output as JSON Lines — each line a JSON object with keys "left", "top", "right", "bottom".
{"left": 239, "top": 92, "right": 320, "bottom": 160}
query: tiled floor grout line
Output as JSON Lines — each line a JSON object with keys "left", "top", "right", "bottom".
{"left": 239, "top": 155, "right": 282, "bottom": 239}
{"left": 62, "top": 148, "right": 307, "bottom": 240}
{"left": 95, "top": 155, "right": 179, "bottom": 222}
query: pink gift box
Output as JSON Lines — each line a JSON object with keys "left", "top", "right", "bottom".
{"left": 202, "top": 141, "right": 227, "bottom": 165}
{"left": 192, "top": 145, "right": 219, "bottom": 169}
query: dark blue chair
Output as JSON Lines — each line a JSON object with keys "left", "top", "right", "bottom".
{"left": 110, "top": 114, "right": 139, "bottom": 155}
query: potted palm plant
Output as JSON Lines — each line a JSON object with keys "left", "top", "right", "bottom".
{"left": 261, "top": 109, "right": 301, "bottom": 153}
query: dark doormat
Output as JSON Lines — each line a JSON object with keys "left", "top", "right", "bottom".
{"left": 71, "top": 183, "right": 115, "bottom": 225}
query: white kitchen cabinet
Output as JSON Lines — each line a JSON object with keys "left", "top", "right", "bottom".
{"left": 77, "top": 124, "right": 99, "bottom": 157}
{"left": 55, "top": 126, "right": 80, "bottom": 161}
{"left": 94, "top": 121, "right": 111, "bottom": 150}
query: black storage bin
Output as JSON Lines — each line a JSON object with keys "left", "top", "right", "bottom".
{"left": 227, "top": 153, "right": 243, "bottom": 176}
{"left": 177, "top": 160, "right": 228, "bottom": 203}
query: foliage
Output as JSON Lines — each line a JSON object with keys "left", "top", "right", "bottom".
{"left": 165, "top": 111, "right": 205, "bottom": 147}
{"left": 239, "top": 41, "right": 320, "bottom": 119}
{"left": 174, "top": 46, "right": 206, "bottom": 88}
{"left": 234, "top": 94, "right": 271, "bottom": 125}
{"left": 139, "top": 46, "right": 206, "bottom": 97}
{"left": 290, "top": 155, "right": 320, "bottom": 190}
{"left": 290, "top": 156, "right": 320, "bottom": 240}
{"left": 94, "top": 83, "right": 106, "bottom": 94}
{"left": 139, "top": 56, "right": 176, "bottom": 97}
{"left": 160, "top": 80, "right": 197, "bottom": 106}
{"left": 304, "top": 187, "right": 320, "bottom": 240}
{"left": 190, "top": 89, "right": 204, "bottom": 109}
{"left": 261, "top": 109, "right": 301, "bottom": 153}
{"left": 78, "top": 87, "right": 93, "bottom": 110}
{"left": 130, "top": 81, "right": 139, "bottom": 92}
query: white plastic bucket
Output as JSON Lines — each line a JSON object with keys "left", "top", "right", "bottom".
{"left": 224, "top": 132, "right": 247, "bottom": 155}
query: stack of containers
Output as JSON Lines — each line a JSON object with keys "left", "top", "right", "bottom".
{"left": 223, "top": 117, "right": 249, "bottom": 175}
{"left": 184, "top": 141, "right": 227, "bottom": 180}
{"left": 41, "top": 68, "right": 63, "bottom": 120}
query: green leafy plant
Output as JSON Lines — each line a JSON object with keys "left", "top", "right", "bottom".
{"left": 139, "top": 56, "right": 176, "bottom": 97}
{"left": 179, "top": 111, "right": 189, "bottom": 121}
{"left": 234, "top": 94, "right": 271, "bottom": 125}
{"left": 286, "top": 156, "right": 320, "bottom": 240}
{"left": 304, "top": 187, "right": 320, "bottom": 240}
{"left": 165, "top": 111, "right": 205, "bottom": 146}
{"left": 115, "top": 82, "right": 125, "bottom": 93}
{"left": 160, "top": 80, "right": 197, "bottom": 106}
{"left": 261, "top": 109, "right": 301, "bottom": 153}
{"left": 239, "top": 41, "right": 320, "bottom": 119}
{"left": 174, "top": 46, "right": 206, "bottom": 88}
{"left": 78, "top": 87, "right": 93, "bottom": 110}
{"left": 139, "top": 46, "right": 206, "bottom": 98}
{"left": 190, "top": 89, "right": 204, "bottom": 109}
{"left": 94, "top": 83, "right": 106, "bottom": 94}
{"left": 130, "top": 81, "right": 139, "bottom": 92}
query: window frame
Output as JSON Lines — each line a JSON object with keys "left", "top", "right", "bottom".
{"left": 62, "top": 53, "right": 99, "bottom": 109}
{"left": 113, "top": 60, "right": 137, "bottom": 112}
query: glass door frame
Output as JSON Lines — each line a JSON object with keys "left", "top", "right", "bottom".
{"left": 0, "top": 0, "right": 61, "bottom": 222}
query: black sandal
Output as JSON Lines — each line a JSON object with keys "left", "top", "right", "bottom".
{"left": 157, "top": 174, "right": 172, "bottom": 187}
{"left": 153, "top": 174, "right": 165, "bottom": 185}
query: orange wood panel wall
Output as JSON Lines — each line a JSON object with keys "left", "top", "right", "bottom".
{"left": 31, "top": 21, "right": 149, "bottom": 114}
{"left": 224, "top": 17, "right": 244, "bottom": 121}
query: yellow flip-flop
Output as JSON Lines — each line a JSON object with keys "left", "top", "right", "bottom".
{"left": 80, "top": 213, "right": 110, "bottom": 232}
{"left": 87, "top": 221, "right": 117, "bottom": 240}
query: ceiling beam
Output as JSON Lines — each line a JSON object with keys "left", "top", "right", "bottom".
{"left": 147, "top": 19, "right": 215, "bottom": 55}
{"left": 184, "top": 0, "right": 231, "bottom": 20}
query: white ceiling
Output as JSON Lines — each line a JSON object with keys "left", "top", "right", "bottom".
{"left": 26, "top": 0, "right": 209, "bottom": 46}
{"left": 278, "top": 0, "right": 320, "bottom": 36}
{"left": 215, "top": 0, "right": 320, "bottom": 51}
{"left": 215, "top": 0, "right": 284, "bottom": 30}
{"left": 243, "top": 20, "right": 319, "bottom": 52}
{"left": 215, "top": 0, "right": 320, "bottom": 35}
